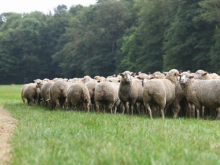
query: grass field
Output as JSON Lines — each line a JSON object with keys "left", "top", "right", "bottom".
{"left": 1, "top": 85, "right": 220, "bottom": 165}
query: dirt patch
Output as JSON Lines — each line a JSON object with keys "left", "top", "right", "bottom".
{"left": 0, "top": 106, "right": 17, "bottom": 165}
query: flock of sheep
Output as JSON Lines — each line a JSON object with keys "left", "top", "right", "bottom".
{"left": 21, "top": 69, "right": 220, "bottom": 119}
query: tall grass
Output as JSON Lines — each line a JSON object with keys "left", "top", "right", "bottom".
{"left": 1, "top": 85, "right": 220, "bottom": 165}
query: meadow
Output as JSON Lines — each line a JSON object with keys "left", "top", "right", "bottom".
{"left": 1, "top": 85, "right": 220, "bottom": 165}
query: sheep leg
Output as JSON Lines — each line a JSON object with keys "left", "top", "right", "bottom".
{"left": 114, "top": 106, "right": 117, "bottom": 114}
{"left": 68, "top": 102, "right": 72, "bottom": 110}
{"left": 126, "top": 102, "right": 129, "bottom": 114}
{"left": 87, "top": 103, "right": 90, "bottom": 112}
{"left": 187, "top": 103, "right": 191, "bottom": 118}
{"left": 108, "top": 103, "right": 113, "bottom": 114}
{"left": 161, "top": 109, "right": 165, "bottom": 119}
{"left": 54, "top": 99, "right": 60, "bottom": 109}
{"left": 191, "top": 104, "right": 195, "bottom": 118}
{"left": 202, "top": 106, "right": 205, "bottom": 118}
{"left": 196, "top": 107, "right": 200, "bottom": 119}
{"left": 121, "top": 102, "right": 126, "bottom": 114}
{"left": 216, "top": 108, "right": 220, "bottom": 119}
{"left": 144, "top": 103, "right": 152, "bottom": 119}
{"left": 96, "top": 102, "right": 100, "bottom": 113}
{"left": 173, "top": 104, "right": 180, "bottom": 119}
{"left": 129, "top": 102, "right": 134, "bottom": 115}
{"left": 136, "top": 103, "right": 140, "bottom": 115}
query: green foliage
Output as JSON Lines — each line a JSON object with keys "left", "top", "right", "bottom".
{"left": 1, "top": 0, "right": 220, "bottom": 83}
{"left": 163, "top": 0, "right": 215, "bottom": 72}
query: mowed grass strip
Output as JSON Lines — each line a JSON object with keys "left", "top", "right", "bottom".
{"left": 1, "top": 85, "right": 220, "bottom": 165}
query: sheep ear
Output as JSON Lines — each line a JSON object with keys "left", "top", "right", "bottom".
{"left": 131, "top": 73, "right": 136, "bottom": 77}
{"left": 109, "top": 80, "right": 112, "bottom": 82}
{"left": 176, "top": 73, "right": 181, "bottom": 76}
{"left": 189, "top": 76, "right": 194, "bottom": 78}
{"left": 137, "top": 77, "right": 142, "bottom": 80}
{"left": 150, "top": 77, "right": 154, "bottom": 79}
{"left": 203, "top": 72, "right": 208, "bottom": 76}
{"left": 119, "top": 73, "right": 123, "bottom": 76}
{"left": 118, "top": 80, "right": 121, "bottom": 82}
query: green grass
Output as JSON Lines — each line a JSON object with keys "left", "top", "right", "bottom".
{"left": 1, "top": 85, "right": 220, "bottom": 165}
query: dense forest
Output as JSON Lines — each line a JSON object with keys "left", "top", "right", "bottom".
{"left": 0, "top": 0, "right": 220, "bottom": 84}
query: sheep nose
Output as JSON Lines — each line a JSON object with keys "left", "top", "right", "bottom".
{"left": 181, "top": 79, "right": 184, "bottom": 82}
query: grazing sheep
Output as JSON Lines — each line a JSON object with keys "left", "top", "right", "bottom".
{"left": 143, "top": 69, "right": 180, "bottom": 119}
{"left": 48, "top": 81, "right": 70, "bottom": 109}
{"left": 118, "top": 71, "right": 143, "bottom": 114}
{"left": 22, "top": 83, "right": 40, "bottom": 105}
{"left": 67, "top": 83, "right": 90, "bottom": 111}
{"left": 180, "top": 72, "right": 220, "bottom": 119}
{"left": 95, "top": 81, "right": 120, "bottom": 114}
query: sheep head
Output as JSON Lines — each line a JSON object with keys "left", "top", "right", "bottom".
{"left": 179, "top": 72, "right": 194, "bottom": 84}
{"left": 120, "top": 71, "right": 134, "bottom": 82}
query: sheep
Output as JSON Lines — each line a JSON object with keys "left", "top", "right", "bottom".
{"left": 95, "top": 81, "right": 120, "bottom": 114}
{"left": 143, "top": 69, "right": 180, "bottom": 119}
{"left": 48, "top": 81, "right": 70, "bottom": 109}
{"left": 94, "top": 76, "right": 105, "bottom": 82}
{"left": 22, "top": 83, "right": 40, "bottom": 105}
{"left": 152, "top": 71, "right": 187, "bottom": 118}
{"left": 53, "top": 78, "right": 59, "bottom": 82}
{"left": 118, "top": 71, "right": 143, "bottom": 115}
{"left": 193, "top": 70, "right": 220, "bottom": 118}
{"left": 194, "top": 70, "right": 212, "bottom": 80}
{"left": 153, "top": 71, "right": 166, "bottom": 79}
{"left": 67, "top": 83, "right": 90, "bottom": 111}
{"left": 81, "top": 76, "right": 95, "bottom": 84}
{"left": 85, "top": 82, "right": 97, "bottom": 111}
{"left": 210, "top": 73, "right": 219, "bottom": 79}
{"left": 40, "top": 82, "right": 53, "bottom": 107}
{"left": 36, "top": 81, "right": 44, "bottom": 89}
{"left": 21, "top": 83, "right": 34, "bottom": 104}
{"left": 34, "top": 79, "right": 42, "bottom": 83}
{"left": 179, "top": 72, "right": 220, "bottom": 119}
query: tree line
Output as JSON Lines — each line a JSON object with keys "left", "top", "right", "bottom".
{"left": 0, "top": 0, "right": 220, "bottom": 84}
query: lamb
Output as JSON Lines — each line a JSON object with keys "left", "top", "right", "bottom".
{"left": 22, "top": 83, "right": 40, "bottom": 105}
{"left": 67, "top": 83, "right": 90, "bottom": 111}
{"left": 180, "top": 72, "right": 220, "bottom": 119}
{"left": 143, "top": 69, "right": 180, "bottom": 119}
{"left": 95, "top": 81, "right": 120, "bottom": 114}
{"left": 118, "top": 71, "right": 143, "bottom": 114}
{"left": 48, "top": 81, "right": 70, "bottom": 109}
